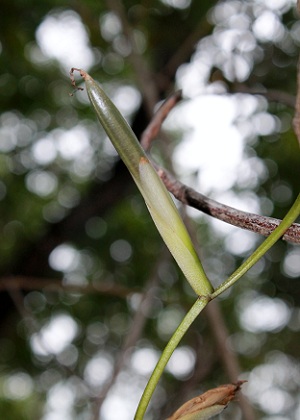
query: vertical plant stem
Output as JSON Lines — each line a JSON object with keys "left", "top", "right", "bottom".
{"left": 135, "top": 194, "right": 300, "bottom": 418}
{"left": 211, "top": 193, "right": 300, "bottom": 299}
{"left": 134, "top": 296, "right": 210, "bottom": 420}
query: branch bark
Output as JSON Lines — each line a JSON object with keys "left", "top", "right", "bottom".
{"left": 158, "top": 168, "right": 300, "bottom": 244}
{"left": 232, "top": 84, "right": 296, "bottom": 108}
{"left": 105, "top": 0, "right": 159, "bottom": 116}
{"left": 293, "top": 58, "right": 300, "bottom": 145}
{"left": 293, "top": 1, "right": 300, "bottom": 145}
{"left": 0, "top": 275, "right": 137, "bottom": 298}
{"left": 141, "top": 93, "right": 300, "bottom": 245}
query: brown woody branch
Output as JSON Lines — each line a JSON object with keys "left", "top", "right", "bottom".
{"left": 158, "top": 167, "right": 300, "bottom": 244}
{"left": 232, "top": 84, "right": 296, "bottom": 108}
{"left": 293, "top": 55, "right": 300, "bottom": 145}
{"left": 141, "top": 90, "right": 183, "bottom": 150}
{"left": 0, "top": 276, "right": 137, "bottom": 298}
{"left": 142, "top": 93, "right": 300, "bottom": 244}
{"left": 159, "top": 17, "right": 213, "bottom": 89}
{"left": 105, "top": 0, "right": 158, "bottom": 116}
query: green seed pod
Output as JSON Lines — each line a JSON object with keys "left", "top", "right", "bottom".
{"left": 70, "top": 68, "right": 213, "bottom": 296}
{"left": 138, "top": 157, "right": 212, "bottom": 295}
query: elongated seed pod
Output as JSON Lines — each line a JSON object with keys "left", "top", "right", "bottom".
{"left": 138, "top": 157, "right": 212, "bottom": 295}
{"left": 72, "top": 69, "right": 213, "bottom": 296}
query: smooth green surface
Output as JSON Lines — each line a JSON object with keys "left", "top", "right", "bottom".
{"left": 212, "top": 193, "right": 300, "bottom": 299}
{"left": 134, "top": 297, "right": 210, "bottom": 420}
{"left": 84, "top": 73, "right": 213, "bottom": 296}
{"left": 85, "top": 76, "right": 145, "bottom": 184}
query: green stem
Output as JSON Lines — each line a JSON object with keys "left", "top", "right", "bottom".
{"left": 135, "top": 194, "right": 300, "bottom": 418}
{"left": 211, "top": 193, "right": 300, "bottom": 299}
{"left": 134, "top": 296, "right": 210, "bottom": 420}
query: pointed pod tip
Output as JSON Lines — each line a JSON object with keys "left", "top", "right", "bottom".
{"left": 69, "top": 68, "right": 93, "bottom": 95}
{"left": 70, "top": 67, "right": 88, "bottom": 79}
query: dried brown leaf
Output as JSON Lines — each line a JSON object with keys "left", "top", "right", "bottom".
{"left": 167, "top": 381, "right": 246, "bottom": 420}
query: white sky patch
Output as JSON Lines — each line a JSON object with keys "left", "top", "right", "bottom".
{"left": 169, "top": 95, "right": 244, "bottom": 194}
{"left": 30, "top": 314, "right": 78, "bottom": 356}
{"left": 55, "top": 125, "right": 91, "bottom": 160}
{"left": 131, "top": 348, "right": 159, "bottom": 375}
{"left": 225, "top": 229, "right": 257, "bottom": 256}
{"left": 166, "top": 346, "right": 196, "bottom": 379}
{"left": 282, "top": 248, "right": 300, "bottom": 278}
{"left": 111, "top": 85, "right": 141, "bottom": 119}
{"left": 32, "top": 136, "right": 57, "bottom": 165}
{"left": 157, "top": 306, "right": 185, "bottom": 340}
{"left": 36, "top": 10, "right": 95, "bottom": 71}
{"left": 245, "top": 352, "right": 300, "bottom": 415}
{"left": 239, "top": 294, "right": 291, "bottom": 333}
{"left": 0, "top": 112, "right": 36, "bottom": 152}
{"left": 100, "top": 12, "right": 122, "bottom": 41}
{"left": 3, "top": 372, "right": 34, "bottom": 400}
{"left": 258, "top": 388, "right": 293, "bottom": 414}
{"left": 44, "top": 381, "right": 75, "bottom": 420}
{"left": 84, "top": 352, "right": 113, "bottom": 388}
{"left": 102, "top": 394, "right": 136, "bottom": 420}
{"left": 49, "top": 244, "right": 80, "bottom": 273}
{"left": 252, "top": 10, "right": 285, "bottom": 42}
{"left": 160, "top": 0, "right": 192, "bottom": 9}
{"left": 263, "top": 0, "right": 295, "bottom": 11}
{"left": 100, "top": 371, "right": 147, "bottom": 420}
{"left": 25, "top": 170, "right": 58, "bottom": 197}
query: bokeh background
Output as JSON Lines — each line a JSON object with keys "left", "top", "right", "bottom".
{"left": 0, "top": 0, "right": 300, "bottom": 419}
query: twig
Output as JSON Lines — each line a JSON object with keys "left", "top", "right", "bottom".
{"left": 141, "top": 95, "right": 300, "bottom": 244}
{"left": 141, "top": 90, "right": 183, "bottom": 150}
{"left": 105, "top": 0, "right": 158, "bottom": 115}
{"left": 292, "top": 2, "right": 300, "bottom": 144}
{"left": 232, "top": 84, "right": 296, "bottom": 108}
{"left": 293, "top": 58, "right": 300, "bottom": 145}
{"left": 0, "top": 276, "right": 137, "bottom": 298}
{"left": 158, "top": 168, "right": 300, "bottom": 244}
{"left": 159, "top": 17, "right": 213, "bottom": 89}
